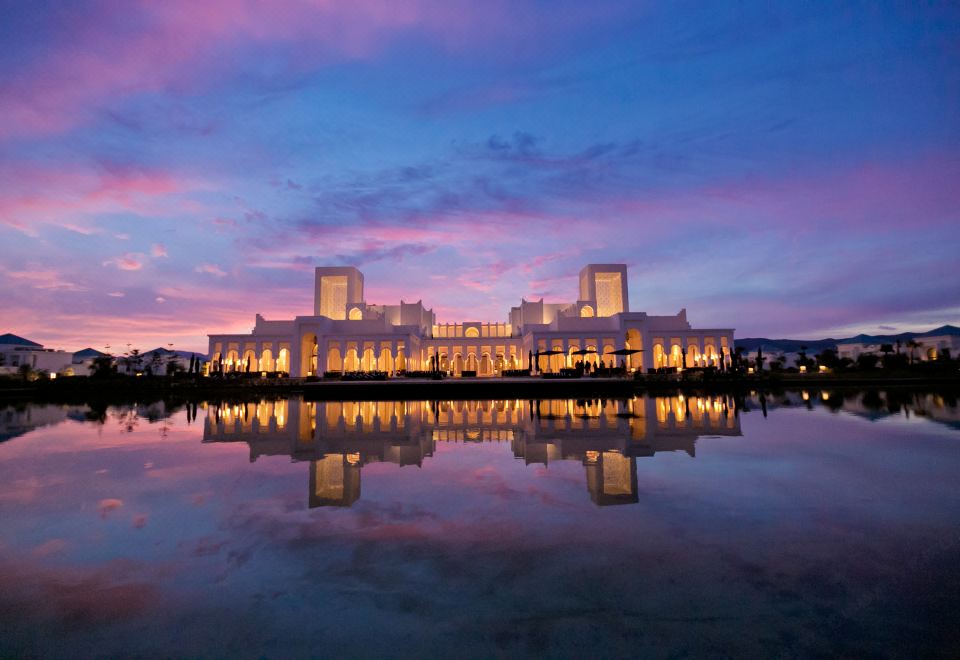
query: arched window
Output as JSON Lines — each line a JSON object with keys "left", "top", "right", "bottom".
{"left": 580, "top": 305, "right": 595, "bottom": 318}
{"left": 465, "top": 327, "right": 480, "bottom": 338}
{"left": 348, "top": 307, "right": 362, "bottom": 320}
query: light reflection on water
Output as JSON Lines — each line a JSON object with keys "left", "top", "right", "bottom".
{"left": 1, "top": 391, "right": 959, "bottom": 657}
{"left": 205, "top": 396, "right": 741, "bottom": 508}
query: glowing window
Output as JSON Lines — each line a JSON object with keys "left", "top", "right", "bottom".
{"left": 580, "top": 305, "right": 595, "bottom": 318}
{"left": 348, "top": 307, "right": 362, "bottom": 320}
{"left": 465, "top": 327, "right": 480, "bottom": 338}
{"left": 595, "top": 272, "right": 623, "bottom": 317}
{"left": 320, "top": 276, "right": 348, "bottom": 320}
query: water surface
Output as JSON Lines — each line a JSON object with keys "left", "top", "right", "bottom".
{"left": 1, "top": 391, "right": 959, "bottom": 657}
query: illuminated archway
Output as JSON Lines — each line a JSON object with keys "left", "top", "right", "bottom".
{"left": 452, "top": 353, "right": 463, "bottom": 376}
{"left": 259, "top": 348, "right": 274, "bottom": 372}
{"left": 479, "top": 352, "right": 493, "bottom": 376}
{"left": 348, "top": 307, "right": 362, "bottom": 320}
{"left": 686, "top": 344, "right": 700, "bottom": 368}
{"left": 361, "top": 347, "right": 376, "bottom": 372}
{"left": 276, "top": 348, "right": 289, "bottom": 373}
{"left": 242, "top": 349, "right": 256, "bottom": 373}
{"left": 396, "top": 349, "right": 406, "bottom": 372}
{"left": 465, "top": 327, "right": 480, "bottom": 338}
{"left": 327, "top": 347, "right": 342, "bottom": 372}
{"left": 625, "top": 329, "right": 643, "bottom": 370}
{"left": 670, "top": 344, "right": 682, "bottom": 368}
{"left": 378, "top": 348, "right": 394, "bottom": 373}
{"left": 653, "top": 344, "right": 665, "bottom": 369}
{"left": 465, "top": 353, "right": 479, "bottom": 372}
{"left": 580, "top": 305, "right": 595, "bottom": 318}
{"left": 300, "top": 334, "right": 318, "bottom": 376}
{"left": 225, "top": 350, "right": 239, "bottom": 372}
{"left": 344, "top": 348, "right": 359, "bottom": 371}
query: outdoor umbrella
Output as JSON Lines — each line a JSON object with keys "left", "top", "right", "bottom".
{"left": 605, "top": 348, "right": 642, "bottom": 356}
{"left": 570, "top": 348, "right": 596, "bottom": 355}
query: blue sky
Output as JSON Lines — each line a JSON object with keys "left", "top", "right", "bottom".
{"left": 0, "top": 0, "right": 958, "bottom": 351}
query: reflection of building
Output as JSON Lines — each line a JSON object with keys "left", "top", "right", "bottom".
{"left": 0, "top": 404, "right": 89, "bottom": 442}
{"left": 207, "top": 264, "right": 734, "bottom": 377}
{"left": 204, "top": 396, "right": 741, "bottom": 507}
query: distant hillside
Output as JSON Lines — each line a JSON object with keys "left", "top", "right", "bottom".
{"left": 735, "top": 325, "right": 960, "bottom": 354}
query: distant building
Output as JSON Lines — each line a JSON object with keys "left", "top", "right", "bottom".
{"left": 208, "top": 264, "right": 735, "bottom": 377}
{"left": 0, "top": 333, "right": 74, "bottom": 376}
{"left": 115, "top": 348, "right": 206, "bottom": 375}
{"left": 837, "top": 334, "right": 960, "bottom": 362}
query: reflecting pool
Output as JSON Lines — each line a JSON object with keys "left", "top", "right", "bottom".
{"left": 1, "top": 391, "right": 959, "bottom": 657}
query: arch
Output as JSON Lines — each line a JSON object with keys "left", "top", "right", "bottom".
{"left": 300, "top": 334, "right": 318, "bottom": 376}
{"left": 327, "top": 347, "right": 343, "bottom": 372}
{"left": 927, "top": 347, "right": 937, "bottom": 360}
{"left": 242, "top": 349, "right": 257, "bottom": 373}
{"left": 344, "top": 348, "right": 360, "bottom": 371}
{"left": 580, "top": 305, "right": 595, "bottom": 318}
{"left": 494, "top": 353, "right": 505, "bottom": 373}
{"left": 361, "top": 347, "right": 376, "bottom": 372}
{"left": 584, "top": 344, "right": 600, "bottom": 368}
{"left": 479, "top": 352, "right": 493, "bottom": 376}
{"left": 212, "top": 352, "right": 223, "bottom": 371}
{"left": 703, "top": 344, "right": 718, "bottom": 367}
{"left": 276, "top": 348, "right": 290, "bottom": 373}
{"left": 259, "top": 348, "right": 274, "bottom": 372}
{"left": 348, "top": 307, "right": 363, "bottom": 320}
{"left": 465, "top": 352, "right": 479, "bottom": 372}
{"left": 225, "top": 349, "right": 239, "bottom": 372}
{"left": 464, "top": 326, "right": 480, "bottom": 338}
{"left": 653, "top": 344, "right": 665, "bottom": 369}
{"left": 602, "top": 344, "right": 616, "bottom": 368}
{"left": 625, "top": 328, "right": 643, "bottom": 370}
{"left": 670, "top": 344, "right": 683, "bottom": 368}
{"left": 378, "top": 347, "right": 394, "bottom": 373}
{"left": 396, "top": 349, "right": 406, "bottom": 372}
{"left": 686, "top": 344, "right": 700, "bottom": 368}
{"left": 439, "top": 352, "right": 449, "bottom": 372}
{"left": 452, "top": 353, "right": 464, "bottom": 376}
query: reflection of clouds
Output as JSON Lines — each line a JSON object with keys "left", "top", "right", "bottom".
{"left": 98, "top": 498, "right": 123, "bottom": 517}
{"left": 0, "top": 558, "right": 161, "bottom": 630}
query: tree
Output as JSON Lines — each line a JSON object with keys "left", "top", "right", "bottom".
{"left": 17, "top": 363, "right": 33, "bottom": 382}
{"left": 755, "top": 346, "right": 765, "bottom": 372}
{"left": 856, "top": 352, "right": 879, "bottom": 370}
{"left": 124, "top": 349, "right": 143, "bottom": 374}
{"left": 89, "top": 356, "right": 115, "bottom": 378}
{"left": 149, "top": 350, "right": 163, "bottom": 376}
{"left": 817, "top": 348, "right": 840, "bottom": 369}
{"left": 906, "top": 340, "right": 920, "bottom": 365}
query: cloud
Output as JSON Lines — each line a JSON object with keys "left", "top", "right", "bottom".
{"left": 194, "top": 263, "right": 227, "bottom": 277}
{"left": 151, "top": 243, "right": 168, "bottom": 258}
{"left": 103, "top": 254, "right": 144, "bottom": 271}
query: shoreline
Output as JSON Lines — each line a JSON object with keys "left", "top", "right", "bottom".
{"left": 1, "top": 372, "right": 957, "bottom": 403}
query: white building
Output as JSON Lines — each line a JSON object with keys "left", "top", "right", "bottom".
{"left": 208, "top": 263, "right": 735, "bottom": 377}
{"left": 0, "top": 333, "right": 75, "bottom": 376}
{"left": 837, "top": 334, "right": 960, "bottom": 362}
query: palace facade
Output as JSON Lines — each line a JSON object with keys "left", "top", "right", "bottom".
{"left": 208, "top": 264, "right": 734, "bottom": 376}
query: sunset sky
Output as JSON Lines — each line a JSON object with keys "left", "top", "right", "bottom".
{"left": 1, "top": 1, "right": 958, "bottom": 352}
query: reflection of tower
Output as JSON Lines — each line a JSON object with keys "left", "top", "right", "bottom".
{"left": 309, "top": 454, "right": 361, "bottom": 507}
{"left": 584, "top": 451, "right": 638, "bottom": 506}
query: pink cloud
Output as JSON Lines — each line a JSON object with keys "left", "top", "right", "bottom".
{"left": 103, "top": 254, "right": 145, "bottom": 271}
{"left": 0, "top": 163, "right": 201, "bottom": 234}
